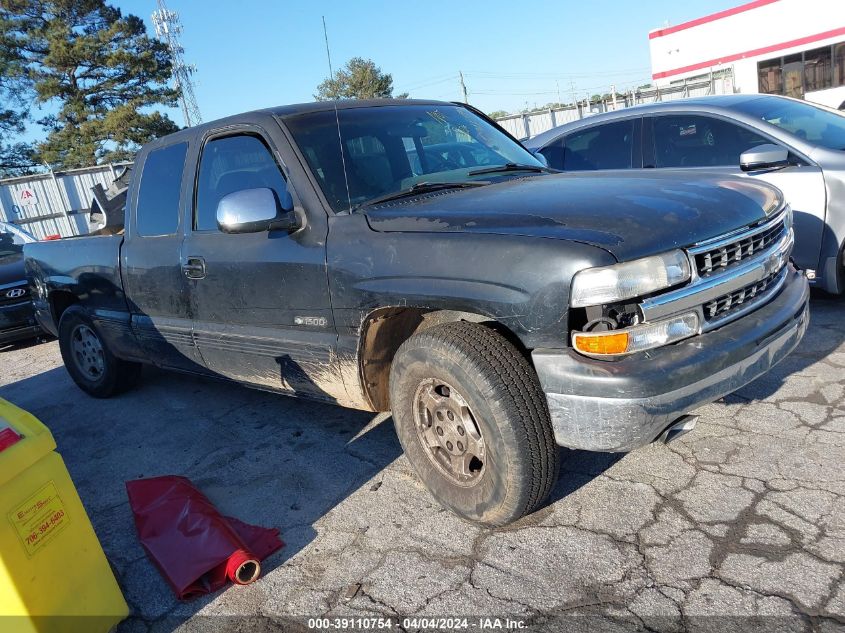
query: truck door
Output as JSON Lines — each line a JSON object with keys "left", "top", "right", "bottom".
{"left": 181, "top": 125, "right": 341, "bottom": 401}
{"left": 121, "top": 140, "right": 208, "bottom": 372}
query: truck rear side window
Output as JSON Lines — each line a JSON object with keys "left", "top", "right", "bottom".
{"left": 136, "top": 142, "right": 188, "bottom": 236}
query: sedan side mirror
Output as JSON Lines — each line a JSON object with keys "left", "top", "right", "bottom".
{"left": 216, "top": 187, "right": 299, "bottom": 234}
{"left": 532, "top": 149, "right": 550, "bottom": 168}
{"left": 740, "top": 144, "right": 790, "bottom": 172}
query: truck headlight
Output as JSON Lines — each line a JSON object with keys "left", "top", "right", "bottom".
{"left": 570, "top": 250, "right": 691, "bottom": 308}
{"left": 572, "top": 311, "right": 700, "bottom": 357}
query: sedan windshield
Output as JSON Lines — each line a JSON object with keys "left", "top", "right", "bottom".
{"left": 735, "top": 97, "right": 845, "bottom": 151}
{"left": 284, "top": 104, "right": 544, "bottom": 212}
{"left": 0, "top": 231, "right": 25, "bottom": 259}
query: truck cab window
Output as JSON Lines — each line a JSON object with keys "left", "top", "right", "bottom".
{"left": 561, "top": 120, "right": 634, "bottom": 171}
{"left": 194, "top": 134, "right": 288, "bottom": 231}
{"left": 135, "top": 142, "right": 188, "bottom": 236}
{"left": 653, "top": 115, "right": 770, "bottom": 168}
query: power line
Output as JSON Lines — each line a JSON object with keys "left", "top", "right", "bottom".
{"left": 152, "top": 0, "right": 202, "bottom": 128}
{"left": 462, "top": 67, "right": 651, "bottom": 79}
{"left": 472, "top": 90, "right": 560, "bottom": 96}
{"left": 394, "top": 74, "right": 457, "bottom": 91}
{"left": 468, "top": 75, "right": 652, "bottom": 97}
{"left": 396, "top": 67, "right": 652, "bottom": 91}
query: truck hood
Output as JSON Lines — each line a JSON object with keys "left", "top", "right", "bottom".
{"left": 364, "top": 171, "right": 783, "bottom": 261}
{"left": 0, "top": 252, "right": 25, "bottom": 287}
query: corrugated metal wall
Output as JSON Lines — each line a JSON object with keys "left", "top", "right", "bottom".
{"left": 0, "top": 163, "right": 131, "bottom": 239}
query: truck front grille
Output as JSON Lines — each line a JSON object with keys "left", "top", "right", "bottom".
{"left": 703, "top": 268, "right": 785, "bottom": 322}
{"left": 638, "top": 205, "right": 793, "bottom": 334}
{"left": 694, "top": 218, "right": 786, "bottom": 278}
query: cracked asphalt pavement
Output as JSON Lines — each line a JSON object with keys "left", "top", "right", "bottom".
{"left": 1, "top": 295, "right": 843, "bottom": 633}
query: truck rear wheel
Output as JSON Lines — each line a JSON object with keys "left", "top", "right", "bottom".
{"left": 58, "top": 306, "right": 141, "bottom": 398}
{"left": 389, "top": 322, "right": 559, "bottom": 526}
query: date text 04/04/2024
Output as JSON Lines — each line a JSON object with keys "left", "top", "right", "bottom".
{"left": 306, "top": 617, "right": 527, "bottom": 630}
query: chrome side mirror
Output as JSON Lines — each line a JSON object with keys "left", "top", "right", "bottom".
{"left": 740, "top": 144, "right": 789, "bottom": 172}
{"left": 216, "top": 187, "right": 298, "bottom": 234}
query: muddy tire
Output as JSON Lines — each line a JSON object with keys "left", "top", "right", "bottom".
{"left": 389, "top": 321, "right": 559, "bottom": 527}
{"left": 58, "top": 305, "right": 141, "bottom": 398}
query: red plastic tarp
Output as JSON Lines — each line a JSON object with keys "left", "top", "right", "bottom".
{"left": 126, "top": 475, "right": 284, "bottom": 600}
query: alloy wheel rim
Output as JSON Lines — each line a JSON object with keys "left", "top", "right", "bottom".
{"left": 412, "top": 378, "right": 486, "bottom": 487}
{"left": 70, "top": 324, "right": 105, "bottom": 381}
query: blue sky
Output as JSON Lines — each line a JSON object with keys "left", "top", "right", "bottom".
{"left": 33, "top": 0, "right": 743, "bottom": 130}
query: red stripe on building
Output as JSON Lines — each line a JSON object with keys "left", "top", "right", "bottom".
{"left": 649, "top": 0, "right": 780, "bottom": 40}
{"left": 652, "top": 26, "right": 845, "bottom": 79}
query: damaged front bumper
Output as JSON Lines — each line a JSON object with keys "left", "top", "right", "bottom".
{"left": 532, "top": 265, "right": 810, "bottom": 452}
{"left": 0, "top": 299, "right": 42, "bottom": 345}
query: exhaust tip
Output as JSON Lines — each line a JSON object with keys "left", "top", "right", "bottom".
{"left": 657, "top": 415, "right": 698, "bottom": 444}
{"left": 235, "top": 560, "right": 261, "bottom": 584}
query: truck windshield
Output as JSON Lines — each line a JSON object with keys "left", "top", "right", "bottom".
{"left": 283, "top": 104, "right": 543, "bottom": 212}
{"left": 735, "top": 97, "right": 845, "bottom": 151}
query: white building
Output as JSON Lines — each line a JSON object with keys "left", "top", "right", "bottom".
{"left": 649, "top": 0, "right": 845, "bottom": 109}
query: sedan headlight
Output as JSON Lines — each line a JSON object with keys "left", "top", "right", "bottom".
{"left": 571, "top": 250, "right": 691, "bottom": 307}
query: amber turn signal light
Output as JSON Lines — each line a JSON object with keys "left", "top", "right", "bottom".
{"left": 572, "top": 311, "right": 700, "bottom": 358}
{"left": 572, "top": 331, "right": 629, "bottom": 355}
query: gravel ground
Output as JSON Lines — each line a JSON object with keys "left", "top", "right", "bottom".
{"left": 1, "top": 295, "right": 843, "bottom": 633}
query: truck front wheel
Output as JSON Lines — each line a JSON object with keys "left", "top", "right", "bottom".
{"left": 58, "top": 306, "right": 141, "bottom": 398}
{"left": 389, "top": 322, "right": 559, "bottom": 526}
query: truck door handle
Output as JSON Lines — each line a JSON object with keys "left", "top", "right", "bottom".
{"left": 182, "top": 256, "right": 206, "bottom": 279}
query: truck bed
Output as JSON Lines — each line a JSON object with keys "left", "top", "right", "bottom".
{"left": 24, "top": 234, "right": 127, "bottom": 335}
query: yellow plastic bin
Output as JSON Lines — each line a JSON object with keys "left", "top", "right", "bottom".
{"left": 0, "top": 398, "right": 128, "bottom": 633}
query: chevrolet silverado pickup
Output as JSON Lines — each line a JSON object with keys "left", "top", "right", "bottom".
{"left": 25, "top": 99, "right": 810, "bottom": 526}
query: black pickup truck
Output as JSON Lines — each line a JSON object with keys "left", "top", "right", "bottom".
{"left": 26, "top": 99, "right": 809, "bottom": 526}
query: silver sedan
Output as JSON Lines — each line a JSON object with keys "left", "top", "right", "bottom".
{"left": 525, "top": 94, "right": 845, "bottom": 294}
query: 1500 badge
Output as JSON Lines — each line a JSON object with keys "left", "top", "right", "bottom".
{"left": 294, "top": 316, "right": 327, "bottom": 327}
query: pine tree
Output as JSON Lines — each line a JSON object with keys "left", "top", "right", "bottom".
{"left": 1, "top": 0, "right": 180, "bottom": 169}
{"left": 0, "top": 9, "right": 34, "bottom": 176}
{"left": 315, "top": 57, "right": 408, "bottom": 101}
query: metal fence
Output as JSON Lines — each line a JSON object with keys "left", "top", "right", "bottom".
{"left": 495, "top": 70, "right": 735, "bottom": 139}
{"left": 0, "top": 162, "right": 131, "bottom": 239}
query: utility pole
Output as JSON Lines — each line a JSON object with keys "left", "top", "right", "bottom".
{"left": 152, "top": 0, "right": 202, "bottom": 127}
{"left": 459, "top": 71, "right": 468, "bottom": 103}
{"left": 555, "top": 80, "right": 562, "bottom": 108}
{"left": 611, "top": 84, "right": 617, "bottom": 111}
{"left": 569, "top": 80, "right": 581, "bottom": 119}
